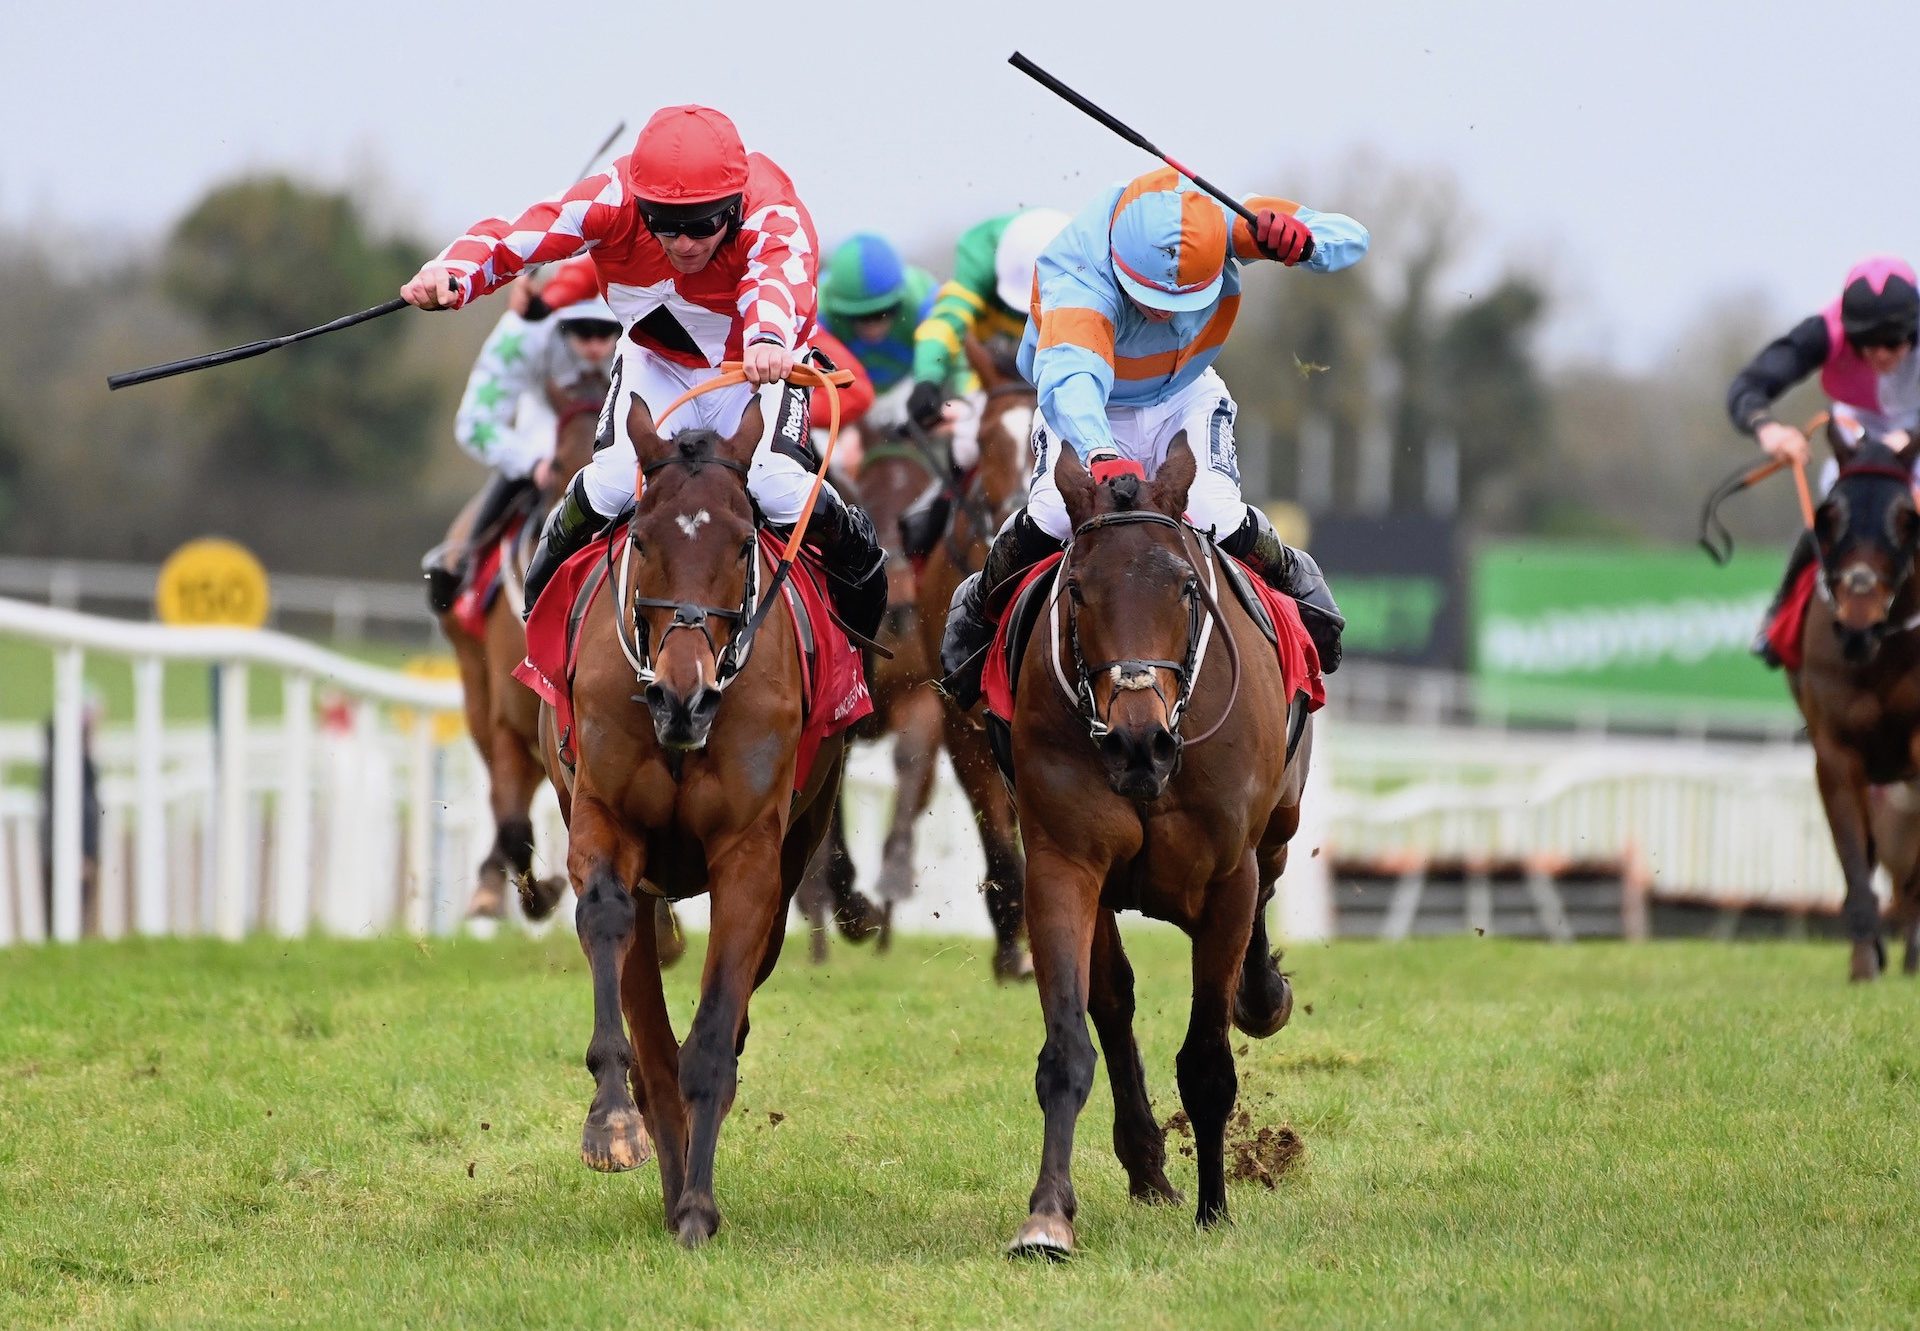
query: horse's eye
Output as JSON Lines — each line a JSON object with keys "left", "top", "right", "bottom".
{"left": 1067, "top": 580, "right": 1084, "bottom": 605}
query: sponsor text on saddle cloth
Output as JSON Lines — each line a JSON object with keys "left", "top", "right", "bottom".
{"left": 515, "top": 532, "right": 871, "bottom": 791}
{"left": 982, "top": 548, "right": 1328, "bottom": 724}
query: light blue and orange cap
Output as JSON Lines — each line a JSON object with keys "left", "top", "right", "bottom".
{"left": 1108, "top": 172, "right": 1228, "bottom": 314}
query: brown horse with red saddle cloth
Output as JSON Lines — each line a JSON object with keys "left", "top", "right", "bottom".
{"left": 515, "top": 364, "right": 870, "bottom": 1246}
{"left": 988, "top": 440, "right": 1321, "bottom": 1257}
{"left": 1764, "top": 422, "right": 1920, "bottom": 980}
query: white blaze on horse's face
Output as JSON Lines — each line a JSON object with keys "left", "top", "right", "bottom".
{"left": 676, "top": 510, "right": 712, "bottom": 540}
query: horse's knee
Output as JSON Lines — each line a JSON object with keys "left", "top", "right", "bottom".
{"left": 576, "top": 873, "right": 636, "bottom": 949}
{"left": 1035, "top": 1022, "right": 1096, "bottom": 1110}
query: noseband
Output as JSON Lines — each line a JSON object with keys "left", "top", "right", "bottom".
{"left": 613, "top": 452, "right": 764, "bottom": 691}
{"left": 1047, "top": 510, "right": 1242, "bottom": 747}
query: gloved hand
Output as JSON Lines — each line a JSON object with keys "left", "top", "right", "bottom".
{"left": 1254, "top": 209, "right": 1314, "bottom": 266}
{"left": 1088, "top": 451, "right": 1144, "bottom": 486}
{"left": 907, "top": 380, "right": 949, "bottom": 430}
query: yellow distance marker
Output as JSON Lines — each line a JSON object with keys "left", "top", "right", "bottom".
{"left": 397, "top": 657, "right": 466, "bottom": 745}
{"left": 155, "top": 538, "right": 271, "bottom": 628}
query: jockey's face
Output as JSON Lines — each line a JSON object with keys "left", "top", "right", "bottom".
{"left": 852, "top": 311, "right": 896, "bottom": 343}
{"left": 1125, "top": 294, "right": 1178, "bottom": 324}
{"left": 562, "top": 327, "right": 620, "bottom": 368}
{"left": 661, "top": 230, "right": 727, "bottom": 274}
{"left": 1861, "top": 341, "right": 1913, "bottom": 375}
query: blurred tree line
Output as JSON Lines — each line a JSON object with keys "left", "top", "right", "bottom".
{"left": 0, "top": 160, "right": 1822, "bottom": 579}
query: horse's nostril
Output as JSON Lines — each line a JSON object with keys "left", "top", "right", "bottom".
{"left": 1150, "top": 728, "right": 1179, "bottom": 768}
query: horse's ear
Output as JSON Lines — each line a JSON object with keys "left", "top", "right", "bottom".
{"left": 1055, "top": 443, "right": 1096, "bottom": 530}
{"left": 1895, "top": 428, "right": 1920, "bottom": 472}
{"left": 720, "top": 396, "right": 767, "bottom": 466}
{"left": 1827, "top": 413, "right": 1862, "bottom": 468}
{"left": 1152, "top": 434, "right": 1199, "bottom": 518}
{"left": 962, "top": 337, "right": 1003, "bottom": 393}
{"left": 627, "top": 395, "right": 668, "bottom": 469}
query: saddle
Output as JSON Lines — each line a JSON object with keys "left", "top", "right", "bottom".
{"left": 513, "top": 529, "right": 870, "bottom": 791}
{"left": 451, "top": 505, "right": 535, "bottom": 640}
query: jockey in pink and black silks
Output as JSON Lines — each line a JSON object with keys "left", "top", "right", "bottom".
{"left": 1728, "top": 257, "right": 1920, "bottom": 664}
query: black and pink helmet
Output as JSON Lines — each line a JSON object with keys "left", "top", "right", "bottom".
{"left": 1840, "top": 256, "right": 1919, "bottom": 347}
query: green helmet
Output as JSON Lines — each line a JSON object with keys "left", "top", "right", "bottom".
{"left": 820, "top": 233, "right": 910, "bottom": 320}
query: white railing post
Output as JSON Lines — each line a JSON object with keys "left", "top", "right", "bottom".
{"left": 51, "top": 644, "right": 85, "bottom": 942}
{"left": 403, "top": 715, "right": 433, "bottom": 936}
{"left": 1280, "top": 711, "right": 1335, "bottom": 942}
{"left": 274, "top": 673, "right": 313, "bottom": 938}
{"left": 133, "top": 655, "right": 168, "bottom": 936}
{"left": 214, "top": 662, "right": 249, "bottom": 941}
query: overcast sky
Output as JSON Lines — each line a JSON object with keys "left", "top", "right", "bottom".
{"left": 4, "top": 0, "right": 1911, "bottom": 371}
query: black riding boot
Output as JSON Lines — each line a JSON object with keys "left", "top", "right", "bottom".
{"left": 803, "top": 488, "right": 889, "bottom": 642}
{"left": 898, "top": 479, "right": 952, "bottom": 561}
{"left": 521, "top": 473, "right": 609, "bottom": 620}
{"left": 1752, "top": 529, "right": 1819, "bottom": 668}
{"left": 1221, "top": 505, "right": 1346, "bottom": 674}
{"left": 938, "top": 509, "right": 1064, "bottom": 708}
{"left": 422, "top": 472, "right": 532, "bottom": 613}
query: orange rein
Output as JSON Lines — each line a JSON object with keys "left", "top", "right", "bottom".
{"left": 1791, "top": 412, "right": 1826, "bottom": 529}
{"left": 642, "top": 359, "right": 855, "bottom": 563}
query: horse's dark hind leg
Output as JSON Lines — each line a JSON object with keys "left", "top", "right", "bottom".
{"left": 874, "top": 690, "right": 945, "bottom": 946}
{"left": 1008, "top": 848, "right": 1099, "bottom": 1259}
{"left": 1233, "top": 878, "right": 1294, "bottom": 1040}
{"left": 1178, "top": 855, "right": 1258, "bottom": 1229}
{"left": 821, "top": 811, "right": 886, "bottom": 944}
{"left": 570, "top": 800, "right": 649, "bottom": 1172}
{"left": 946, "top": 715, "right": 1030, "bottom": 980}
{"left": 1815, "top": 747, "right": 1886, "bottom": 982}
{"left": 1087, "top": 909, "right": 1179, "bottom": 1205}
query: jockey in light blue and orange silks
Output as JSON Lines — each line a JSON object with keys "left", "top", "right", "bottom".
{"left": 937, "top": 167, "right": 1369, "bottom": 707}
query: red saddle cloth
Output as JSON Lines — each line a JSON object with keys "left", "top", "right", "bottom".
{"left": 1763, "top": 563, "right": 1820, "bottom": 670}
{"left": 982, "top": 551, "right": 1327, "bottom": 724}
{"left": 513, "top": 531, "right": 871, "bottom": 792}
{"left": 450, "top": 514, "right": 527, "bottom": 641}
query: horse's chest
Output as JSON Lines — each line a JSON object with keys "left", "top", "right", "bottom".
{"left": 1104, "top": 819, "right": 1238, "bottom": 923}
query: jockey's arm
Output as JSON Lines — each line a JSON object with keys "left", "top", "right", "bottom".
{"left": 912, "top": 219, "right": 1002, "bottom": 389}
{"left": 404, "top": 173, "right": 617, "bottom": 311}
{"left": 735, "top": 200, "right": 817, "bottom": 384}
{"left": 1031, "top": 300, "right": 1120, "bottom": 462}
{"left": 1727, "top": 314, "right": 1829, "bottom": 435}
{"left": 1229, "top": 199, "right": 1371, "bottom": 273}
{"left": 453, "top": 314, "right": 547, "bottom": 479}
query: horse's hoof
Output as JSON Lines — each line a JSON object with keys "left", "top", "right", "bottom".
{"left": 1851, "top": 939, "right": 1885, "bottom": 983}
{"left": 1195, "top": 1201, "right": 1230, "bottom": 1230}
{"left": 876, "top": 851, "right": 915, "bottom": 907}
{"left": 1232, "top": 969, "right": 1293, "bottom": 1039}
{"left": 1005, "top": 1213, "right": 1074, "bottom": 1261}
{"left": 580, "top": 1105, "right": 652, "bottom": 1173}
{"left": 519, "top": 875, "right": 568, "bottom": 922}
{"left": 876, "top": 903, "right": 895, "bottom": 954}
{"left": 993, "top": 946, "right": 1035, "bottom": 983}
{"left": 674, "top": 1198, "right": 720, "bottom": 1249}
{"left": 833, "top": 894, "right": 885, "bottom": 944}
{"left": 1128, "top": 1176, "right": 1183, "bottom": 1206}
{"left": 464, "top": 876, "right": 506, "bottom": 921}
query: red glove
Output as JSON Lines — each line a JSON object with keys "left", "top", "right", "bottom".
{"left": 1254, "top": 209, "right": 1313, "bottom": 266}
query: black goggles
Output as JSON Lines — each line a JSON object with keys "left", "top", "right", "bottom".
{"left": 559, "top": 319, "right": 621, "bottom": 340}
{"left": 642, "top": 205, "right": 735, "bottom": 239}
{"left": 852, "top": 304, "right": 901, "bottom": 325}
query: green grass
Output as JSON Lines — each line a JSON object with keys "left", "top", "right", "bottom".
{"left": 1, "top": 932, "right": 1915, "bottom": 1329}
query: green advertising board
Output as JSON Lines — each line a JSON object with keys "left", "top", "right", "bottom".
{"left": 1473, "top": 541, "right": 1795, "bottom": 722}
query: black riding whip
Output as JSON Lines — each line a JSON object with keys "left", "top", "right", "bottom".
{"left": 1697, "top": 456, "right": 1788, "bottom": 565}
{"left": 1007, "top": 51, "right": 1312, "bottom": 264}
{"left": 108, "top": 120, "right": 631, "bottom": 392}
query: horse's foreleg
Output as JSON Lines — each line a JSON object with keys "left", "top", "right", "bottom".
{"left": 672, "top": 828, "right": 785, "bottom": 1248}
{"left": 1815, "top": 744, "right": 1885, "bottom": 981}
{"left": 1087, "top": 908, "right": 1179, "bottom": 1205}
{"left": 622, "top": 897, "right": 686, "bottom": 1225}
{"left": 488, "top": 726, "right": 562, "bottom": 919}
{"left": 569, "top": 797, "right": 650, "bottom": 1172}
{"left": 1007, "top": 846, "right": 1100, "bottom": 1259}
{"left": 1178, "top": 854, "right": 1259, "bottom": 1229}
{"left": 876, "top": 690, "right": 944, "bottom": 917}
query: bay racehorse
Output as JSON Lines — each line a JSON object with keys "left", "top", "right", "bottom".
{"left": 913, "top": 340, "right": 1041, "bottom": 979}
{"left": 1787, "top": 422, "right": 1920, "bottom": 980}
{"left": 535, "top": 367, "right": 858, "bottom": 1246}
{"left": 440, "top": 388, "right": 598, "bottom": 923}
{"left": 791, "top": 442, "right": 931, "bottom": 960}
{"left": 1004, "top": 440, "right": 1312, "bottom": 1257}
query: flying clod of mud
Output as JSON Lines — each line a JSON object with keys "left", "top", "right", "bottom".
{"left": 1227, "top": 1108, "right": 1304, "bottom": 1189}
